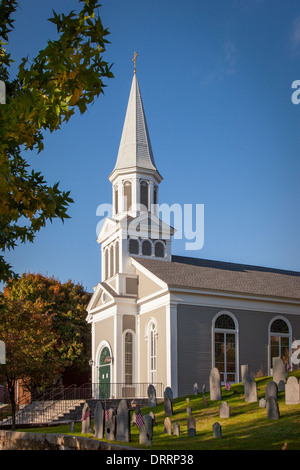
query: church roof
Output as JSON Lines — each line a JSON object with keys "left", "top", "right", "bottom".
{"left": 110, "top": 73, "right": 160, "bottom": 178}
{"left": 133, "top": 255, "right": 300, "bottom": 301}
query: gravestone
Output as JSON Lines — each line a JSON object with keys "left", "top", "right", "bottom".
{"left": 149, "top": 411, "right": 156, "bottom": 424}
{"left": 259, "top": 398, "right": 266, "bottom": 408}
{"left": 94, "top": 401, "right": 105, "bottom": 439}
{"left": 164, "top": 387, "right": 173, "bottom": 402}
{"left": 219, "top": 401, "right": 230, "bottom": 418}
{"left": 69, "top": 421, "right": 75, "bottom": 433}
{"left": 186, "top": 398, "right": 190, "bottom": 403}
{"left": 147, "top": 384, "right": 157, "bottom": 408}
{"left": 285, "top": 376, "right": 300, "bottom": 405}
{"left": 105, "top": 408, "right": 116, "bottom": 441}
{"left": 244, "top": 377, "right": 257, "bottom": 402}
{"left": 187, "top": 406, "right": 192, "bottom": 416}
{"left": 139, "top": 414, "right": 153, "bottom": 446}
{"left": 278, "top": 380, "right": 285, "bottom": 392}
{"left": 164, "top": 395, "right": 173, "bottom": 416}
{"left": 265, "top": 381, "right": 278, "bottom": 400}
{"left": 203, "top": 395, "right": 208, "bottom": 406}
{"left": 266, "top": 397, "right": 280, "bottom": 420}
{"left": 116, "top": 399, "right": 131, "bottom": 442}
{"left": 202, "top": 384, "right": 206, "bottom": 395}
{"left": 173, "top": 422, "right": 180, "bottom": 436}
{"left": 187, "top": 417, "right": 196, "bottom": 437}
{"left": 164, "top": 417, "right": 172, "bottom": 435}
{"left": 241, "top": 364, "right": 251, "bottom": 384}
{"left": 0, "top": 341, "right": 6, "bottom": 364}
{"left": 193, "top": 383, "right": 198, "bottom": 395}
{"left": 212, "top": 422, "right": 222, "bottom": 438}
{"left": 81, "top": 402, "right": 91, "bottom": 434}
{"left": 272, "top": 357, "right": 286, "bottom": 384}
{"left": 209, "top": 368, "right": 222, "bottom": 401}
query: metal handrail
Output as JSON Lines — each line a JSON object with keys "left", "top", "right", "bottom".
{"left": 1, "top": 382, "right": 164, "bottom": 426}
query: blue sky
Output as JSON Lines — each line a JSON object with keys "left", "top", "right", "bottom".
{"left": 3, "top": 0, "right": 300, "bottom": 292}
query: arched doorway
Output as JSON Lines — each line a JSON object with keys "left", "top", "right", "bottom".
{"left": 99, "top": 346, "right": 111, "bottom": 398}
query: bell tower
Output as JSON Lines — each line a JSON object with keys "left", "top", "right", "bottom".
{"left": 97, "top": 53, "right": 173, "bottom": 295}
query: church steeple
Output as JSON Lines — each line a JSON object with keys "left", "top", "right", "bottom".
{"left": 109, "top": 71, "right": 162, "bottom": 185}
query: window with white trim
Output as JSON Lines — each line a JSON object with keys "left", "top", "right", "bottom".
{"left": 213, "top": 312, "right": 238, "bottom": 383}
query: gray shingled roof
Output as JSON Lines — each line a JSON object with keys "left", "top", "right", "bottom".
{"left": 133, "top": 255, "right": 300, "bottom": 300}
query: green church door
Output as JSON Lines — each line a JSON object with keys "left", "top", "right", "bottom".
{"left": 99, "top": 347, "right": 111, "bottom": 398}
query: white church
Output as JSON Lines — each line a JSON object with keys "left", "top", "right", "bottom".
{"left": 86, "top": 59, "right": 300, "bottom": 399}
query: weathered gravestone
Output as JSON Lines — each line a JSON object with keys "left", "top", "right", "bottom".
{"left": 0, "top": 341, "right": 6, "bottom": 364}
{"left": 69, "top": 421, "right": 75, "bottom": 433}
{"left": 187, "top": 417, "right": 196, "bottom": 437}
{"left": 212, "top": 422, "right": 222, "bottom": 438}
{"left": 139, "top": 414, "right": 153, "bottom": 446}
{"left": 203, "top": 395, "right": 208, "bottom": 406}
{"left": 149, "top": 411, "right": 156, "bottom": 424}
{"left": 209, "top": 367, "right": 222, "bottom": 401}
{"left": 164, "top": 395, "right": 173, "bottom": 417}
{"left": 173, "top": 422, "right": 180, "bottom": 436}
{"left": 259, "top": 398, "right": 266, "bottom": 408}
{"left": 193, "top": 383, "right": 198, "bottom": 395}
{"left": 241, "top": 364, "right": 251, "bottom": 384}
{"left": 244, "top": 377, "right": 257, "bottom": 403}
{"left": 266, "top": 397, "right": 280, "bottom": 420}
{"left": 272, "top": 357, "right": 286, "bottom": 384}
{"left": 94, "top": 401, "right": 105, "bottom": 439}
{"left": 81, "top": 402, "right": 91, "bottom": 434}
{"left": 187, "top": 406, "right": 192, "bottom": 416}
{"left": 265, "top": 381, "right": 278, "bottom": 400}
{"left": 202, "top": 384, "right": 206, "bottom": 395}
{"left": 164, "top": 387, "right": 173, "bottom": 402}
{"left": 285, "top": 376, "right": 300, "bottom": 405}
{"left": 116, "top": 399, "right": 131, "bottom": 442}
{"left": 219, "top": 401, "right": 230, "bottom": 418}
{"left": 278, "top": 380, "right": 285, "bottom": 392}
{"left": 164, "top": 417, "right": 172, "bottom": 435}
{"left": 105, "top": 408, "right": 116, "bottom": 441}
{"left": 147, "top": 384, "right": 157, "bottom": 408}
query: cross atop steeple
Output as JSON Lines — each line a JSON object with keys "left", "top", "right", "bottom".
{"left": 132, "top": 51, "right": 138, "bottom": 74}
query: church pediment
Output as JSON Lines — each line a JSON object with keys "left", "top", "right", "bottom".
{"left": 86, "top": 282, "right": 115, "bottom": 315}
{"left": 97, "top": 217, "right": 118, "bottom": 243}
{"left": 127, "top": 211, "right": 174, "bottom": 240}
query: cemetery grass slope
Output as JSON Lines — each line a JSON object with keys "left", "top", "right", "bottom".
{"left": 20, "top": 370, "right": 300, "bottom": 450}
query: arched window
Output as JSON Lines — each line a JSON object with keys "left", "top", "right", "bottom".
{"left": 109, "top": 244, "right": 114, "bottom": 277}
{"left": 213, "top": 312, "right": 238, "bottom": 383}
{"left": 147, "top": 321, "right": 157, "bottom": 383}
{"left": 124, "top": 331, "right": 133, "bottom": 385}
{"left": 269, "top": 317, "right": 291, "bottom": 368}
{"left": 142, "top": 240, "right": 152, "bottom": 256}
{"left": 115, "top": 241, "right": 119, "bottom": 273}
{"left": 155, "top": 241, "right": 165, "bottom": 258}
{"left": 129, "top": 238, "right": 139, "bottom": 255}
{"left": 124, "top": 181, "right": 132, "bottom": 211}
{"left": 114, "top": 186, "right": 118, "bottom": 215}
{"left": 140, "top": 181, "right": 148, "bottom": 210}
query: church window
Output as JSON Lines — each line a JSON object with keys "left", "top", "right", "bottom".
{"left": 213, "top": 312, "right": 238, "bottom": 383}
{"left": 142, "top": 240, "right": 152, "bottom": 256}
{"left": 149, "top": 322, "right": 157, "bottom": 383}
{"left": 269, "top": 317, "right": 290, "bottom": 369}
{"left": 140, "top": 181, "right": 149, "bottom": 210}
{"left": 104, "top": 248, "right": 109, "bottom": 280}
{"left": 153, "top": 186, "right": 158, "bottom": 206}
{"left": 129, "top": 238, "right": 139, "bottom": 255}
{"left": 124, "top": 331, "right": 133, "bottom": 385}
{"left": 114, "top": 186, "right": 118, "bottom": 215}
{"left": 115, "top": 241, "right": 119, "bottom": 273}
{"left": 109, "top": 245, "right": 114, "bottom": 277}
{"left": 154, "top": 241, "right": 165, "bottom": 258}
{"left": 124, "top": 181, "right": 132, "bottom": 211}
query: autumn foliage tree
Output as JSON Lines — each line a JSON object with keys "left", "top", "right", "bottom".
{"left": 0, "top": 0, "right": 113, "bottom": 282}
{"left": 0, "top": 273, "right": 91, "bottom": 429}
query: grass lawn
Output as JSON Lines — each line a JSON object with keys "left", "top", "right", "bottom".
{"left": 19, "top": 370, "right": 300, "bottom": 450}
